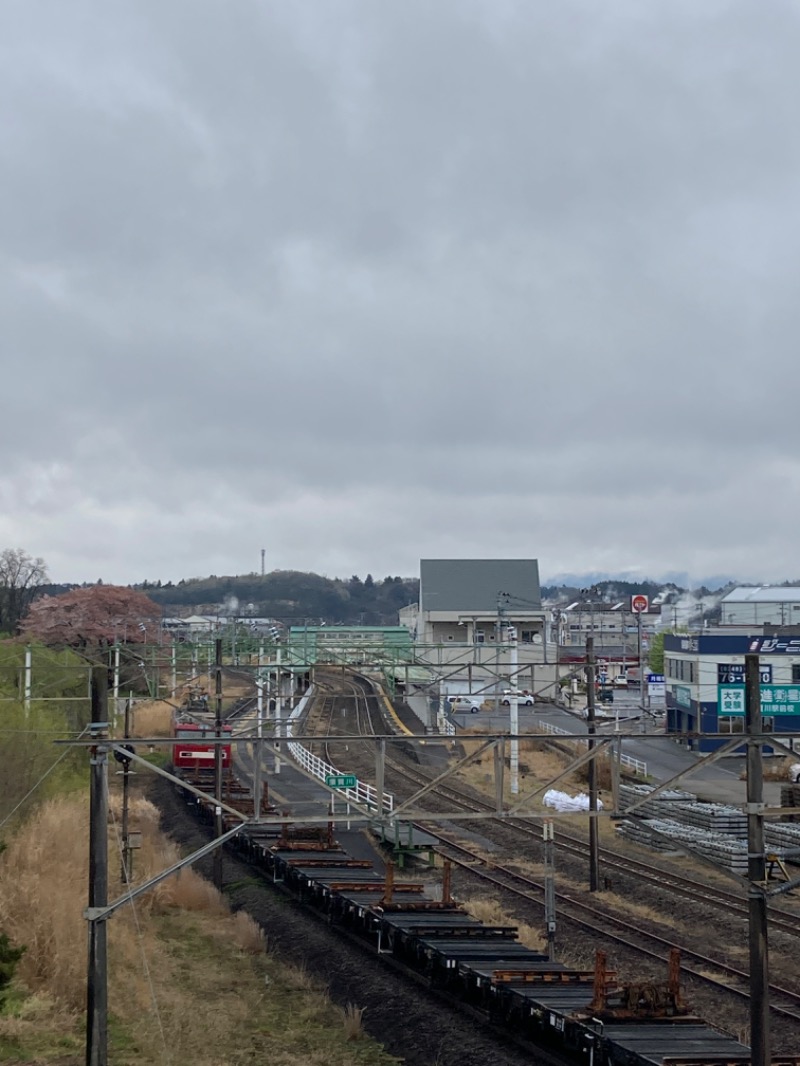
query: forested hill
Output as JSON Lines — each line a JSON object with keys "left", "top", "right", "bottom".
{"left": 137, "top": 571, "right": 419, "bottom": 626}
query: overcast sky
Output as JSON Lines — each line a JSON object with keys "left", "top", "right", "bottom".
{"left": 2, "top": 1, "right": 799, "bottom": 587}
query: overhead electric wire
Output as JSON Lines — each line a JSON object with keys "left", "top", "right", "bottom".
{"left": 0, "top": 724, "right": 89, "bottom": 831}
{"left": 108, "top": 801, "right": 171, "bottom": 1065}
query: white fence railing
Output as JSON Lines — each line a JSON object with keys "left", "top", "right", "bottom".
{"left": 538, "top": 720, "right": 647, "bottom": 778}
{"left": 437, "top": 713, "right": 456, "bottom": 736}
{"left": 286, "top": 688, "right": 394, "bottom": 815}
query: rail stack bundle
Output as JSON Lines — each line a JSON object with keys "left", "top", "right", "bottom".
{"left": 616, "top": 784, "right": 800, "bottom": 869}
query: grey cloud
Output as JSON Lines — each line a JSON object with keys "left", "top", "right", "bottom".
{"left": 3, "top": 0, "right": 800, "bottom": 583}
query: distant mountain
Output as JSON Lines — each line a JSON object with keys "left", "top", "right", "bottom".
{"left": 542, "top": 572, "right": 739, "bottom": 593}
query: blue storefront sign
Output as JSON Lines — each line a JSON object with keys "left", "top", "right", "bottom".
{"left": 718, "top": 684, "right": 800, "bottom": 716}
{"left": 746, "top": 636, "right": 800, "bottom": 654}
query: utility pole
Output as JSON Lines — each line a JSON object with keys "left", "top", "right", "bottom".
{"left": 112, "top": 645, "right": 120, "bottom": 727}
{"left": 86, "top": 668, "right": 109, "bottom": 1066}
{"left": 745, "top": 653, "right": 770, "bottom": 1066}
{"left": 495, "top": 594, "right": 505, "bottom": 713}
{"left": 23, "top": 644, "right": 32, "bottom": 717}
{"left": 586, "top": 636, "right": 600, "bottom": 892}
{"left": 543, "top": 819, "right": 556, "bottom": 960}
{"left": 253, "top": 647, "right": 264, "bottom": 822}
{"left": 375, "top": 738, "right": 386, "bottom": 819}
{"left": 120, "top": 698, "right": 133, "bottom": 883}
{"left": 275, "top": 644, "right": 283, "bottom": 775}
{"left": 213, "top": 638, "right": 224, "bottom": 889}
{"left": 509, "top": 624, "right": 519, "bottom": 796}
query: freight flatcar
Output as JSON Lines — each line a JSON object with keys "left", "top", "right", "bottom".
{"left": 171, "top": 724, "right": 797, "bottom": 1066}
{"left": 223, "top": 822, "right": 799, "bottom": 1066}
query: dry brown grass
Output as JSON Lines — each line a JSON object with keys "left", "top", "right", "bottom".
{"left": 454, "top": 731, "right": 576, "bottom": 805}
{"left": 130, "top": 698, "right": 173, "bottom": 737}
{"left": 461, "top": 895, "right": 544, "bottom": 951}
{"left": 231, "top": 909, "right": 267, "bottom": 954}
{"left": 0, "top": 797, "right": 92, "bottom": 1009}
{"left": 0, "top": 784, "right": 398, "bottom": 1066}
{"left": 341, "top": 1003, "right": 365, "bottom": 1040}
{"left": 281, "top": 960, "right": 324, "bottom": 992}
{"left": 759, "top": 756, "right": 798, "bottom": 782}
{"left": 575, "top": 754, "right": 614, "bottom": 791}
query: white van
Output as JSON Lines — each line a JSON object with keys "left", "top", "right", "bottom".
{"left": 449, "top": 695, "right": 485, "bottom": 714}
{"left": 501, "top": 690, "right": 534, "bottom": 706}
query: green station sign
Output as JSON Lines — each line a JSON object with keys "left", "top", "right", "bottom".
{"left": 325, "top": 773, "right": 357, "bottom": 789}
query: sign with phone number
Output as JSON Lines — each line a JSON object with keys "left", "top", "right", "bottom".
{"left": 718, "top": 685, "right": 800, "bottom": 716}
{"left": 717, "top": 663, "right": 772, "bottom": 684}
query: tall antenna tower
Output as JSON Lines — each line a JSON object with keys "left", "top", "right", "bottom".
{"left": 261, "top": 548, "right": 265, "bottom": 577}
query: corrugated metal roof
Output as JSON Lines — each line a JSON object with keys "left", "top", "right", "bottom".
{"left": 420, "top": 559, "right": 541, "bottom": 612}
{"left": 722, "top": 586, "right": 800, "bottom": 603}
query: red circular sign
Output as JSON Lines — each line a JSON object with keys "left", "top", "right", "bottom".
{"left": 631, "top": 594, "right": 649, "bottom": 613}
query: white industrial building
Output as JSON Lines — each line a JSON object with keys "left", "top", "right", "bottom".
{"left": 720, "top": 587, "right": 800, "bottom": 627}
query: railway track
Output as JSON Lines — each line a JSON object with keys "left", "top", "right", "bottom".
{"left": 207, "top": 668, "right": 800, "bottom": 1054}
{"left": 382, "top": 750, "right": 800, "bottom": 941}
{"left": 429, "top": 832, "right": 800, "bottom": 1023}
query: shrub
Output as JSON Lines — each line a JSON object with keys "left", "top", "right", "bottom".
{"left": 0, "top": 932, "right": 25, "bottom": 1006}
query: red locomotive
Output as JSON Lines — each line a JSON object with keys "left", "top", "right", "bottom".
{"left": 172, "top": 715, "right": 232, "bottom": 773}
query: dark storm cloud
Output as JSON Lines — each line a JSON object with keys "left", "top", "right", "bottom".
{"left": 3, "top": 0, "right": 800, "bottom": 583}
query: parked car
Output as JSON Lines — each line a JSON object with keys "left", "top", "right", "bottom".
{"left": 501, "top": 690, "right": 534, "bottom": 706}
{"left": 449, "top": 695, "right": 485, "bottom": 714}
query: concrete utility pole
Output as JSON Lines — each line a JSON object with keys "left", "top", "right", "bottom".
{"left": 120, "top": 698, "right": 133, "bottom": 883}
{"left": 495, "top": 595, "right": 505, "bottom": 713}
{"left": 254, "top": 644, "right": 264, "bottom": 821}
{"left": 586, "top": 636, "right": 600, "bottom": 892}
{"left": 275, "top": 644, "right": 283, "bottom": 775}
{"left": 509, "top": 625, "right": 519, "bottom": 796}
{"left": 375, "top": 738, "right": 386, "bottom": 818}
{"left": 23, "top": 644, "right": 32, "bottom": 716}
{"left": 213, "top": 638, "right": 224, "bottom": 889}
{"left": 745, "top": 653, "right": 771, "bottom": 1066}
{"left": 543, "top": 819, "right": 556, "bottom": 960}
{"left": 86, "top": 669, "right": 109, "bottom": 1066}
{"left": 112, "top": 645, "right": 120, "bottom": 727}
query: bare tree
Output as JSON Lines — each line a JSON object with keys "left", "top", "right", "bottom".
{"left": 0, "top": 548, "right": 48, "bottom": 634}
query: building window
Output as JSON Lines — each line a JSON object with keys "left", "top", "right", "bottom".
{"left": 718, "top": 716, "right": 745, "bottom": 734}
{"left": 792, "top": 664, "right": 800, "bottom": 683}
{"left": 521, "top": 630, "right": 535, "bottom": 643}
{"left": 476, "top": 631, "right": 485, "bottom": 644}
